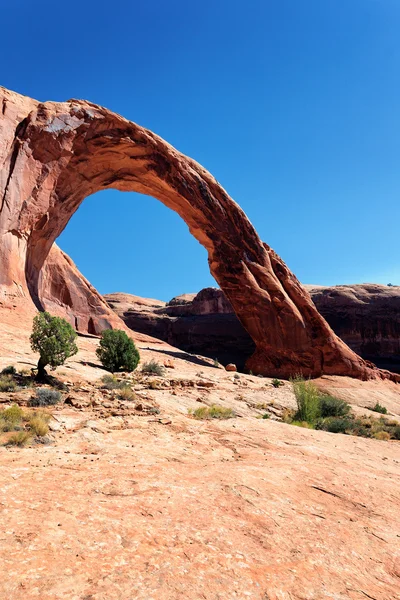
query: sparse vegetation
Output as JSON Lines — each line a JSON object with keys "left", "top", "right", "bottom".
{"left": 6, "top": 431, "right": 33, "bottom": 447}
{"left": 100, "top": 374, "right": 126, "bottom": 390}
{"left": 262, "top": 413, "right": 270, "bottom": 419}
{"left": 319, "top": 394, "right": 351, "bottom": 418}
{"left": 271, "top": 378, "right": 284, "bottom": 388}
{"left": 0, "top": 374, "right": 17, "bottom": 392}
{"left": 30, "top": 312, "right": 78, "bottom": 380}
{"left": 29, "top": 388, "right": 62, "bottom": 407}
{"left": 292, "top": 378, "right": 321, "bottom": 423}
{"left": 284, "top": 377, "right": 398, "bottom": 441}
{"left": 0, "top": 406, "right": 51, "bottom": 445}
{"left": 118, "top": 386, "right": 136, "bottom": 401}
{"left": 213, "top": 358, "right": 220, "bottom": 368}
{"left": 96, "top": 329, "right": 140, "bottom": 373}
{"left": 234, "top": 373, "right": 240, "bottom": 380}
{"left": 141, "top": 360, "right": 165, "bottom": 377}
{"left": 28, "top": 413, "right": 50, "bottom": 437}
{"left": 371, "top": 402, "right": 388, "bottom": 415}
{"left": 190, "top": 404, "right": 235, "bottom": 420}
{"left": 373, "top": 430, "right": 391, "bottom": 441}
{"left": 1, "top": 365, "right": 17, "bottom": 375}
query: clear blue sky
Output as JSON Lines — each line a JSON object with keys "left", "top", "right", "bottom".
{"left": 2, "top": 0, "right": 399, "bottom": 300}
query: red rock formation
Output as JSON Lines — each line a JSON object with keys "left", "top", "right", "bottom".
{"left": 0, "top": 86, "right": 397, "bottom": 380}
{"left": 106, "top": 285, "right": 400, "bottom": 374}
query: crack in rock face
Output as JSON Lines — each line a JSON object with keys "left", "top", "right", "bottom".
{"left": 0, "top": 86, "right": 397, "bottom": 381}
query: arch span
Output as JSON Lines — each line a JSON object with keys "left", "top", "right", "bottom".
{"left": 0, "top": 87, "right": 393, "bottom": 380}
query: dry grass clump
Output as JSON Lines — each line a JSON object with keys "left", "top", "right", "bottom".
{"left": 142, "top": 360, "right": 165, "bottom": 377}
{"left": 100, "top": 374, "right": 126, "bottom": 390}
{"left": 6, "top": 431, "right": 33, "bottom": 447}
{"left": 190, "top": 404, "right": 235, "bottom": 420}
{"left": 118, "top": 386, "right": 137, "bottom": 402}
{"left": 0, "top": 405, "right": 51, "bottom": 445}
{"left": 0, "top": 374, "right": 17, "bottom": 392}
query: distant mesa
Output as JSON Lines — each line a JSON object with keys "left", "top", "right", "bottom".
{"left": 105, "top": 285, "right": 400, "bottom": 375}
{"left": 0, "top": 85, "right": 398, "bottom": 381}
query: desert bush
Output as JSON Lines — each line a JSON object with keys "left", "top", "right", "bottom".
{"left": 118, "top": 386, "right": 137, "bottom": 401}
{"left": 371, "top": 402, "right": 388, "bottom": 415}
{"left": 373, "top": 430, "right": 391, "bottom": 441}
{"left": 271, "top": 378, "right": 284, "bottom": 388}
{"left": 5, "top": 431, "right": 32, "bottom": 446}
{"left": 0, "top": 374, "right": 17, "bottom": 392}
{"left": 29, "top": 388, "right": 61, "bottom": 407}
{"left": 100, "top": 374, "right": 125, "bottom": 390}
{"left": 142, "top": 360, "right": 165, "bottom": 376}
{"left": 28, "top": 415, "right": 49, "bottom": 437}
{"left": 315, "top": 416, "right": 353, "bottom": 434}
{"left": 262, "top": 413, "right": 270, "bottom": 419}
{"left": 1, "top": 365, "right": 16, "bottom": 375}
{"left": 319, "top": 394, "right": 350, "bottom": 418}
{"left": 30, "top": 312, "right": 78, "bottom": 379}
{"left": 1, "top": 404, "right": 23, "bottom": 424}
{"left": 290, "top": 420, "right": 314, "bottom": 429}
{"left": 190, "top": 405, "right": 235, "bottom": 420}
{"left": 392, "top": 426, "right": 400, "bottom": 440}
{"left": 234, "top": 373, "right": 240, "bottom": 380}
{"left": 292, "top": 378, "right": 321, "bottom": 423}
{"left": 213, "top": 358, "right": 220, "bottom": 368}
{"left": 96, "top": 329, "right": 139, "bottom": 373}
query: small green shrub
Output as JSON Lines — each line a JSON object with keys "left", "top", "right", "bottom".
{"left": 142, "top": 360, "right": 165, "bottom": 377}
{"left": 315, "top": 417, "right": 353, "bottom": 434}
{"left": 292, "top": 378, "right": 321, "bottom": 423}
{"left": 0, "top": 375, "right": 17, "bottom": 392}
{"left": 262, "top": 413, "right": 270, "bottom": 419}
{"left": 374, "top": 430, "right": 391, "bottom": 441}
{"left": 5, "top": 431, "right": 32, "bottom": 446}
{"left": 371, "top": 403, "right": 388, "bottom": 415}
{"left": 96, "top": 329, "right": 140, "bottom": 373}
{"left": 1, "top": 365, "right": 16, "bottom": 375}
{"left": 271, "top": 378, "right": 284, "bottom": 388}
{"left": 100, "top": 374, "right": 125, "bottom": 390}
{"left": 213, "top": 358, "right": 220, "bottom": 368}
{"left": 190, "top": 405, "right": 235, "bottom": 420}
{"left": 319, "top": 394, "right": 350, "bottom": 418}
{"left": 234, "top": 373, "right": 240, "bottom": 380}
{"left": 29, "top": 388, "right": 61, "bottom": 407}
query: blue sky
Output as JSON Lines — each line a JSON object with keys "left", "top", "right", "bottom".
{"left": 2, "top": 0, "right": 399, "bottom": 300}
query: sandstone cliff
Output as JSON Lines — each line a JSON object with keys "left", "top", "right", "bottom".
{"left": 105, "top": 285, "right": 400, "bottom": 373}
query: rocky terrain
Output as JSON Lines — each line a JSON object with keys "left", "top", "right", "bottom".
{"left": 0, "top": 85, "right": 393, "bottom": 381}
{"left": 0, "top": 307, "right": 400, "bottom": 600}
{"left": 105, "top": 284, "right": 400, "bottom": 372}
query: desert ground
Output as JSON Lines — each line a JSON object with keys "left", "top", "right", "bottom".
{"left": 1, "top": 303, "right": 399, "bottom": 600}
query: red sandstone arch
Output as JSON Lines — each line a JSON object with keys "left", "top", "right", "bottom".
{"left": 0, "top": 87, "right": 396, "bottom": 380}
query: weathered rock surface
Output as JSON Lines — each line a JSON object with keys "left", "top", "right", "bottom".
{"left": 309, "top": 283, "right": 400, "bottom": 372}
{"left": 105, "top": 289, "right": 256, "bottom": 369}
{"left": 0, "top": 85, "right": 396, "bottom": 380}
{"left": 0, "top": 323, "right": 399, "bottom": 600}
{"left": 105, "top": 285, "right": 400, "bottom": 373}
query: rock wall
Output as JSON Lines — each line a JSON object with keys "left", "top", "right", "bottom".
{"left": 105, "top": 285, "right": 400, "bottom": 373}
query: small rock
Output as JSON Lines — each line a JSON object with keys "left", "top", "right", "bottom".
{"left": 225, "top": 363, "right": 237, "bottom": 372}
{"left": 197, "top": 380, "right": 215, "bottom": 388}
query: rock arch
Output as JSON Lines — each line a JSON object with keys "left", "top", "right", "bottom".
{"left": 0, "top": 87, "right": 394, "bottom": 380}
